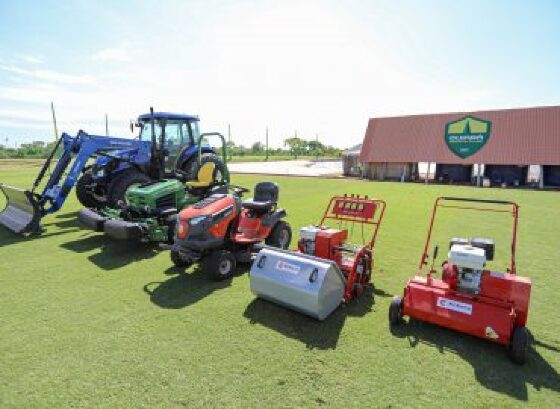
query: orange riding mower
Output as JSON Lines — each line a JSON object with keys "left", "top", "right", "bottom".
{"left": 165, "top": 182, "right": 292, "bottom": 280}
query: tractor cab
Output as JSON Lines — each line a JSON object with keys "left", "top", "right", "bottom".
{"left": 136, "top": 112, "right": 201, "bottom": 175}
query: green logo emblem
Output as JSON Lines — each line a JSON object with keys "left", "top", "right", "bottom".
{"left": 445, "top": 116, "right": 491, "bottom": 158}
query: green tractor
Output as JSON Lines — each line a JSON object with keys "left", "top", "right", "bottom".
{"left": 78, "top": 133, "right": 229, "bottom": 243}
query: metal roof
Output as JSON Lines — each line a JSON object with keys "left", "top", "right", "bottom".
{"left": 138, "top": 112, "right": 199, "bottom": 121}
{"left": 359, "top": 106, "right": 560, "bottom": 165}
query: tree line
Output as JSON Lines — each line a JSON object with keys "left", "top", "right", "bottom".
{"left": 0, "top": 136, "right": 341, "bottom": 160}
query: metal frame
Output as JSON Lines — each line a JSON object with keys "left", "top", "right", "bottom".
{"left": 319, "top": 194, "right": 386, "bottom": 249}
{"left": 418, "top": 196, "right": 519, "bottom": 275}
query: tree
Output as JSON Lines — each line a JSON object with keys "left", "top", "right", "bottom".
{"left": 251, "top": 141, "right": 264, "bottom": 153}
{"left": 283, "top": 137, "right": 307, "bottom": 159}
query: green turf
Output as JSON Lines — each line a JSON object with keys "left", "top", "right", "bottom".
{"left": 0, "top": 166, "right": 559, "bottom": 408}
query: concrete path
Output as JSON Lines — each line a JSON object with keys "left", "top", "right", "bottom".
{"left": 228, "top": 160, "right": 342, "bottom": 177}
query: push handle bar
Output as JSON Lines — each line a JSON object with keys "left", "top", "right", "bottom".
{"left": 439, "top": 197, "right": 517, "bottom": 206}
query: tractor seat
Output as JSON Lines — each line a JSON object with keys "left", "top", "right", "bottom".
{"left": 242, "top": 182, "right": 278, "bottom": 212}
{"left": 185, "top": 162, "right": 215, "bottom": 188}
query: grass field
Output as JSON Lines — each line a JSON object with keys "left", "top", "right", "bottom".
{"left": 0, "top": 164, "right": 559, "bottom": 408}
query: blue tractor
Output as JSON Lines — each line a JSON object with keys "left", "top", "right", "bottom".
{"left": 0, "top": 108, "right": 227, "bottom": 235}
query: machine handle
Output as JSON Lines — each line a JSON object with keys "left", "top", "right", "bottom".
{"left": 439, "top": 197, "right": 517, "bottom": 206}
{"left": 309, "top": 268, "right": 318, "bottom": 283}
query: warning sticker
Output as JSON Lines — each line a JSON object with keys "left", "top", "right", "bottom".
{"left": 436, "top": 297, "right": 473, "bottom": 315}
{"left": 276, "top": 260, "right": 300, "bottom": 275}
{"left": 485, "top": 326, "right": 499, "bottom": 339}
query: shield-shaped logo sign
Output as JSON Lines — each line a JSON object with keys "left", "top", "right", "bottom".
{"left": 445, "top": 116, "right": 492, "bottom": 158}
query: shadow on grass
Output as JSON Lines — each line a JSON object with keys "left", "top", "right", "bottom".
{"left": 143, "top": 265, "right": 233, "bottom": 309}
{"left": 390, "top": 319, "right": 560, "bottom": 401}
{"left": 0, "top": 212, "right": 82, "bottom": 247}
{"left": 61, "top": 234, "right": 159, "bottom": 270}
{"left": 243, "top": 285, "right": 388, "bottom": 350}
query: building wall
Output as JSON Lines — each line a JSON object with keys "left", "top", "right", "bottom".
{"left": 363, "top": 162, "right": 413, "bottom": 181}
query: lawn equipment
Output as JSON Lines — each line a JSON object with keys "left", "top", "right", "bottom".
{"left": 0, "top": 108, "right": 226, "bottom": 235}
{"left": 168, "top": 181, "right": 292, "bottom": 281}
{"left": 389, "top": 197, "right": 531, "bottom": 364}
{"left": 249, "top": 194, "right": 386, "bottom": 320}
{"left": 77, "top": 133, "right": 229, "bottom": 243}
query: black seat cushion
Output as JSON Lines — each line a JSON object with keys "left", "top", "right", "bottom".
{"left": 242, "top": 182, "right": 278, "bottom": 211}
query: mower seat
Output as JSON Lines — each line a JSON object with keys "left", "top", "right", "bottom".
{"left": 242, "top": 182, "right": 278, "bottom": 212}
{"left": 185, "top": 162, "right": 216, "bottom": 188}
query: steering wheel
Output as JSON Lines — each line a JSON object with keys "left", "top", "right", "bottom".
{"left": 228, "top": 184, "right": 250, "bottom": 196}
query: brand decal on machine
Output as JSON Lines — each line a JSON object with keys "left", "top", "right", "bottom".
{"left": 436, "top": 297, "right": 473, "bottom": 315}
{"left": 276, "top": 260, "right": 300, "bottom": 275}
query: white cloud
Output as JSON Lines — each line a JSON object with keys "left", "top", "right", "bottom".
{"left": 20, "top": 55, "right": 43, "bottom": 64}
{"left": 0, "top": 64, "right": 94, "bottom": 85}
{"left": 91, "top": 48, "right": 129, "bottom": 62}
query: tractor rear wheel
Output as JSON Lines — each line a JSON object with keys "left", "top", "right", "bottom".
{"left": 107, "top": 169, "right": 152, "bottom": 207}
{"left": 389, "top": 296, "right": 403, "bottom": 325}
{"left": 265, "top": 221, "right": 292, "bottom": 249}
{"left": 76, "top": 170, "right": 104, "bottom": 208}
{"left": 182, "top": 154, "right": 227, "bottom": 184}
{"left": 203, "top": 249, "right": 236, "bottom": 281}
{"left": 508, "top": 326, "right": 528, "bottom": 365}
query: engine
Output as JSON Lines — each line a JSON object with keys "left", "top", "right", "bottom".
{"left": 447, "top": 244, "right": 486, "bottom": 294}
{"left": 298, "top": 225, "right": 322, "bottom": 255}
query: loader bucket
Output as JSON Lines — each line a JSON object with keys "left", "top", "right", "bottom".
{"left": 0, "top": 184, "right": 42, "bottom": 234}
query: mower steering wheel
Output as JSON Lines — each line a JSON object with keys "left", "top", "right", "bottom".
{"left": 228, "top": 184, "right": 250, "bottom": 196}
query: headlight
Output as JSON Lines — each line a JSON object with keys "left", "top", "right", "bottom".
{"left": 189, "top": 215, "right": 208, "bottom": 226}
{"left": 96, "top": 168, "right": 106, "bottom": 177}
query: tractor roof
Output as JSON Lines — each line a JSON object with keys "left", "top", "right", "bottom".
{"left": 138, "top": 112, "right": 199, "bottom": 121}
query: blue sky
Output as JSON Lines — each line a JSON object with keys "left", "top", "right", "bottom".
{"left": 0, "top": 0, "right": 559, "bottom": 148}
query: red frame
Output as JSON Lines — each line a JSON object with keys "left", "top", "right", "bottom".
{"left": 418, "top": 197, "right": 519, "bottom": 275}
{"left": 319, "top": 194, "right": 386, "bottom": 250}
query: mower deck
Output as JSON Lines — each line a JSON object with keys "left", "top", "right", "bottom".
{"left": 403, "top": 274, "right": 530, "bottom": 345}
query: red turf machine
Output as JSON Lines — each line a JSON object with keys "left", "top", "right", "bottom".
{"left": 249, "top": 194, "right": 386, "bottom": 320}
{"left": 389, "top": 197, "right": 531, "bottom": 364}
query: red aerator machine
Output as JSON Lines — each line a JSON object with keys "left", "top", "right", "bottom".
{"left": 389, "top": 197, "right": 532, "bottom": 364}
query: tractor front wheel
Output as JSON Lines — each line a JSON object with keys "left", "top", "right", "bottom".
{"left": 265, "top": 221, "right": 292, "bottom": 249}
{"left": 508, "top": 326, "right": 529, "bottom": 365}
{"left": 203, "top": 250, "right": 236, "bottom": 281}
{"left": 389, "top": 296, "right": 403, "bottom": 325}
{"left": 76, "top": 170, "right": 104, "bottom": 208}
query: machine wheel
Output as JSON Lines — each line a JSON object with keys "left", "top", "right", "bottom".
{"left": 170, "top": 249, "right": 192, "bottom": 268}
{"left": 389, "top": 296, "right": 403, "bottom": 325}
{"left": 166, "top": 215, "right": 177, "bottom": 244}
{"left": 265, "top": 221, "right": 292, "bottom": 249}
{"left": 204, "top": 250, "right": 236, "bottom": 281}
{"left": 508, "top": 326, "right": 529, "bottom": 365}
{"left": 107, "top": 169, "right": 152, "bottom": 207}
{"left": 76, "top": 170, "right": 104, "bottom": 208}
{"left": 182, "top": 154, "right": 227, "bottom": 184}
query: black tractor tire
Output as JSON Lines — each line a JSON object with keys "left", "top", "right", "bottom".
{"left": 389, "top": 296, "right": 403, "bottom": 325}
{"left": 203, "top": 249, "right": 236, "bottom": 281}
{"left": 170, "top": 249, "right": 192, "bottom": 268}
{"left": 508, "top": 326, "right": 529, "bottom": 365}
{"left": 76, "top": 170, "right": 104, "bottom": 208}
{"left": 265, "top": 221, "right": 292, "bottom": 249}
{"left": 182, "top": 154, "right": 227, "bottom": 184}
{"left": 107, "top": 169, "right": 152, "bottom": 207}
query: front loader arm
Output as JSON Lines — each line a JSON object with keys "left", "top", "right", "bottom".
{"left": 40, "top": 131, "right": 143, "bottom": 214}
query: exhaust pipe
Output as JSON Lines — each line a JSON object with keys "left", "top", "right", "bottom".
{"left": 0, "top": 184, "right": 42, "bottom": 234}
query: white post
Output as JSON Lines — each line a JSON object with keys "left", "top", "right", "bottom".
{"left": 425, "top": 162, "right": 430, "bottom": 184}
{"left": 539, "top": 165, "right": 544, "bottom": 189}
